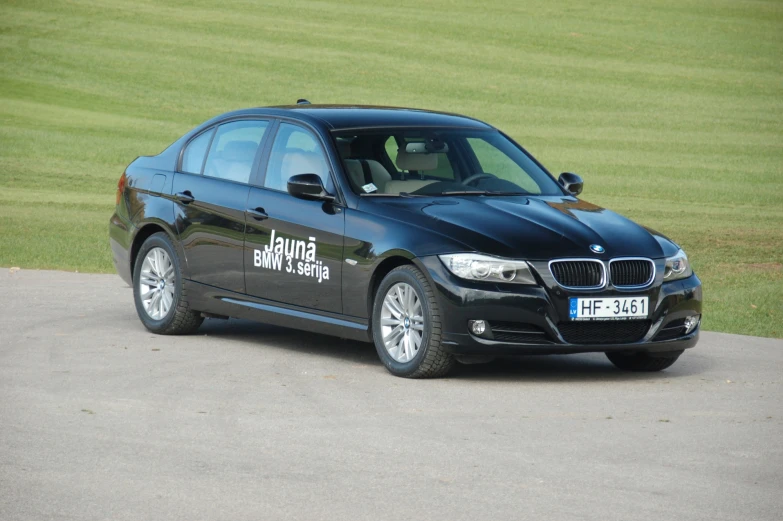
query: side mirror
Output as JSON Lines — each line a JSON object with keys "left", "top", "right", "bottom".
{"left": 558, "top": 172, "right": 583, "bottom": 196}
{"left": 287, "top": 173, "right": 335, "bottom": 202}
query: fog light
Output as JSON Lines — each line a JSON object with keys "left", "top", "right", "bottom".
{"left": 469, "top": 320, "right": 487, "bottom": 335}
{"left": 684, "top": 315, "right": 701, "bottom": 334}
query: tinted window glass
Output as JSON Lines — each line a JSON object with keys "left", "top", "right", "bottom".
{"left": 202, "top": 120, "right": 268, "bottom": 184}
{"left": 467, "top": 137, "right": 541, "bottom": 194}
{"left": 264, "top": 123, "right": 334, "bottom": 193}
{"left": 401, "top": 137, "right": 454, "bottom": 180}
{"left": 181, "top": 129, "right": 214, "bottom": 174}
{"left": 332, "top": 129, "right": 561, "bottom": 196}
{"left": 384, "top": 136, "right": 399, "bottom": 166}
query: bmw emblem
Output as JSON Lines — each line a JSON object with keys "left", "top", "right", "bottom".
{"left": 590, "top": 244, "right": 605, "bottom": 254}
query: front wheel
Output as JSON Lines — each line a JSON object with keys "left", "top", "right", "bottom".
{"left": 606, "top": 351, "right": 682, "bottom": 372}
{"left": 372, "top": 265, "right": 455, "bottom": 378}
{"left": 132, "top": 232, "right": 203, "bottom": 335}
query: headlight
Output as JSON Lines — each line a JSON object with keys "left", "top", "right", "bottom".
{"left": 439, "top": 253, "right": 536, "bottom": 284}
{"left": 663, "top": 249, "right": 692, "bottom": 281}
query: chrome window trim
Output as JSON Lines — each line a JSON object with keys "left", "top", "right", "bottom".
{"left": 548, "top": 258, "right": 607, "bottom": 291}
{"left": 608, "top": 257, "right": 656, "bottom": 289}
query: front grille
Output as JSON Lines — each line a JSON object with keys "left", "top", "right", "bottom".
{"left": 610, "top": 259, "right": 654, "bottom": 287}
{"left": 654, "top": 318, "right": 686, "bottom": 341}
{"left": 558, "top": 320, "right": 651, "bottom": 344}
{"left": 549, "top": 260, "right": 604, "bottom": 289}
{"left": 488, "top": 321, "right": 553, "bottom": 344}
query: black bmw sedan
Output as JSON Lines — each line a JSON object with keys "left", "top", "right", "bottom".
{"left": 109, "top": 103, "right": 702, "bottom": 378}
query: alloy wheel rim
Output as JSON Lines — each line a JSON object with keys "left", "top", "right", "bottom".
{"left": 380, "top": 282, "right": 425, "bottom": 363}
{"left": 139, "top": 247, "right": 175, "bottom": 320}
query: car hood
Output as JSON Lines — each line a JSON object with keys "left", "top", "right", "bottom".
{"left": 374, "top": 196, "right": 670, "bottom": 260}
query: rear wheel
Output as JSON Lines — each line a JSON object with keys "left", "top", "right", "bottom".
{"left": 606, "top": 351, "right": 681, "bottom": 372}
{"left": 372, "top": 265, "right": 455, "bottom": 378}
{"left": 133, "top": 232, "right": 203, "bottom": 335}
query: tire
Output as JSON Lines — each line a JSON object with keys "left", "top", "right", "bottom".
{"left": 132, "top": 232, "right": 203, "bottom": 335}
{"left": 371, "top": 265, "right": 455, "bottom": 378}
{"left": 606, "top": 351, "right": 681, "bottom": 372}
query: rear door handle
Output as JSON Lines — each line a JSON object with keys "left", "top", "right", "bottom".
{"left": 175, "top": 191, "right": 195, "bottom": 204}
{"left": 247, "top": 207, "right": 269, "bottom": 220}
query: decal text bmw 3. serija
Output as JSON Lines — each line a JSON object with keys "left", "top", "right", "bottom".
{"left": 253, "top": 229, "right": 330, "bottom": 283}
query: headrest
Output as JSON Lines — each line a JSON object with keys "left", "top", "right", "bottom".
{"left": 221, "top": 140, "right": 258, "bottom": 161}
{"left": 396, "top": 150, "right": 438, "bottom": 171}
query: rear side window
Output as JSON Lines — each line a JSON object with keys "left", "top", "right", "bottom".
{"left": 181, "top": 129, "right": 214, "bottom": 174}
{"left": 202, "top": 120, "right": 269, "bottom": 184}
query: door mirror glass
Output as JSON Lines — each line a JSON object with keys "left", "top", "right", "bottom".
{"left": 558, "top": 172, "right": 584, "bottom": 196}
{"left": 287, "top": 173, "right": 335, "bottom": 202}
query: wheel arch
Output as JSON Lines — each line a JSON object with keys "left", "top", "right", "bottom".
{"left": 129, "top": 221, "right": 182, "bottom": 281}
{"left": 366, "top": 251, "right": 432, "bottom": 319}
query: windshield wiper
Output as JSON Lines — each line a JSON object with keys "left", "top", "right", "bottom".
{"left": 435, "top": 190, "right": 490, "bottom": 196}
{"left": 434, "top": 190, "right": 529, "bottom": 196}
{"left": 359, "top": 192, "right": 423, "bottom": 197}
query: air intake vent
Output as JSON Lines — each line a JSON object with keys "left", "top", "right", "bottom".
{"left": 609, "top": 259, "right": 654, "bottom": 288}
{"left": 558, "top": 320, "right": 651, "bottom": 344}
{"left": 654, "top": 318, "right": 687, "bottom": 341}
{"left": 488, "top": 322, "right": 553, "bottom": 344}
{"left": 549, "top": 260, "right": 605, "bottom": 289}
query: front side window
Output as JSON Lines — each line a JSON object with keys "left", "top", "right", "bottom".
{"left": 263, "top": 123, "right": 333, "bottom": 193}
{"left": 181, "top": 129, "right": 214, "bottom": 174}
{"left": 202, "top": 120, "right": 269, "bottom": 184}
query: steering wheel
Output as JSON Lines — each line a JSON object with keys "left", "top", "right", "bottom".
{"left": 462, "top": 172, "right": 497, "bottom": 186}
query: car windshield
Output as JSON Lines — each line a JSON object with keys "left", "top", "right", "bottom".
{"left": 332, "top": 128, "right": 563, "bottom": 197}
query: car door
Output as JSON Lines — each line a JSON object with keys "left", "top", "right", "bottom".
{"left": 244, "top": 122, "right": 344, "bottom": 313}
{"left": 173, "top": 119, "right": 270, "bottom": 293}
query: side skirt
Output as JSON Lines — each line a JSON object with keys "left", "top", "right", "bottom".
{"left": 184, "top": 279, "right": 372, "bottom": 343}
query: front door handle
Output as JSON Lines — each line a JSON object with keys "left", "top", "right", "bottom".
{"left": 175, "top": 191, "right": 195, "bottom": 204}
{"left": 247, "top": 207, "right": 269, "bottom": 221}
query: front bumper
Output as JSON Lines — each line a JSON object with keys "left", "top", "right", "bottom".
{"left": 419, "top": 256, "right": 702, "bottom": 356}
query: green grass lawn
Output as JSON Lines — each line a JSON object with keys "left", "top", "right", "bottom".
{"left": 1, "top": 0, "right": 781, "bottom": 337}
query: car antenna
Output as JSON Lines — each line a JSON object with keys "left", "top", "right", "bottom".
{"left": 296, "top": 99, "right": 311, "bottom": 105}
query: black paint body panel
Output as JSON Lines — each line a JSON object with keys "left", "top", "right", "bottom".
{"left": 172, "top": 173, "right": 249, "bottom": 293}
{"left": 244, "top": 187, "right": 344, "bottom": 313}
{"left": 110, "top": 105, "right": 702, "bottom": 357}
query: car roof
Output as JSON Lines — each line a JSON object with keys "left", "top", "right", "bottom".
{"left": 213, "top": 104, "right": 495, "bottom": 131}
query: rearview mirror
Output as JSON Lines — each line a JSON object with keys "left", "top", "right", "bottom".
{"left": 287, "top": 174, "right": 335, "bottom": 202}
{"left": 558, "top": 172, "right": 583, "bottom": 196}
{"left": 405, "top": 140, "right": 449, "bottom": 154}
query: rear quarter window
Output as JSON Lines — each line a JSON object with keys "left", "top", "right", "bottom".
{"left": 181, "top": 129, "right": 214, "bottom": 174}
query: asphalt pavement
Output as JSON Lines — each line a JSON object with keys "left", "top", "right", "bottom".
{"left": 1, "top": 269, "right": 781, "bottom": 521}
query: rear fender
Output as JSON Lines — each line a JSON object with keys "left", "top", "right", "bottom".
{"left": 130, "top": 213, "right": 188, "bottom": 281}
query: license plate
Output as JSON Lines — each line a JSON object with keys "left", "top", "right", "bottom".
{"left": 569, "top": 296, "right": 648, "bottom": 320}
